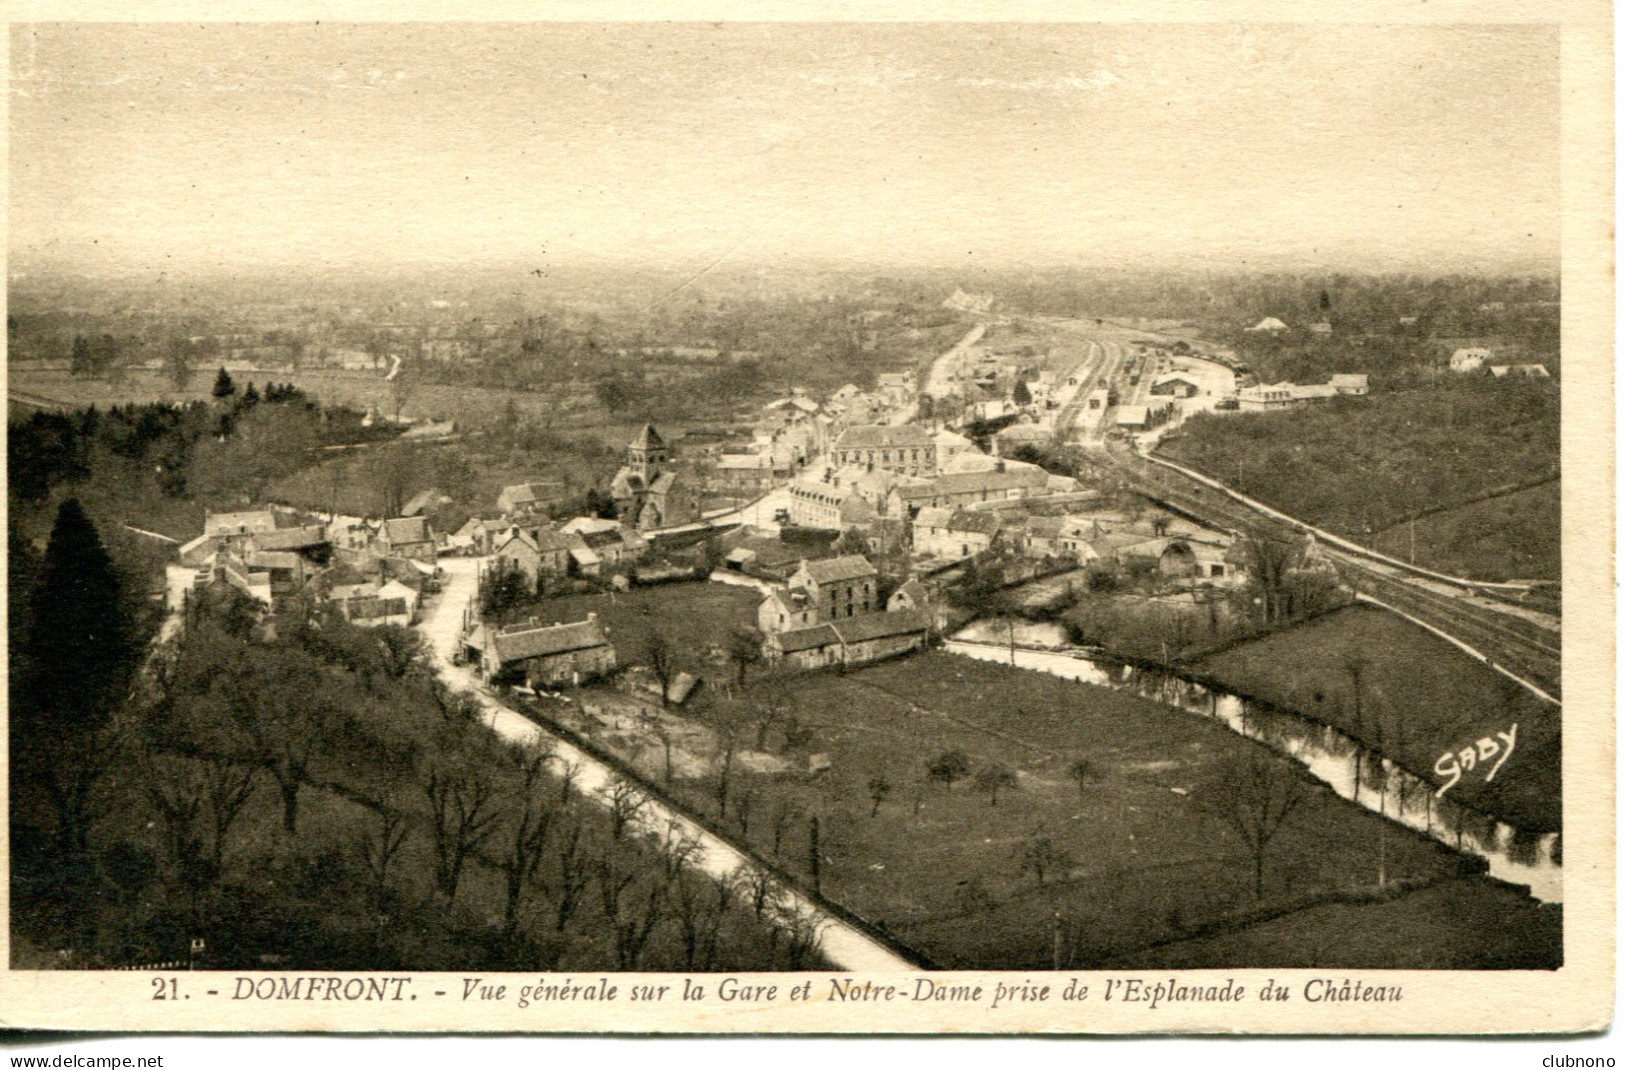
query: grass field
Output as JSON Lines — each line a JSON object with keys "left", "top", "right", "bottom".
{"left": 1115, "top": 878, "right": 1561, "bottom": 970}
{"left": 585, "top": 646, "right": 1550, "bottom": 969}
{"left": 1155, "top": 378, "right": 1559, "bottom": 582}
{"left": 517, "top": 581, "right": 762, "bottom": 680}
{"left": 1370, "top": 481, "right": 1560, "bottom": 581}
{"left": 1191, "top": 605, "right": 1559, "bottom": 832}
{"left": 8, "top": 366, "right": 648, "bottom": 444}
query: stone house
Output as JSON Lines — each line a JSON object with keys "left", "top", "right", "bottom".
{"left": 762, "top": 608, "right": 932, "bottom": 670}
{"left": 377, "top": 516, "right": 437, "bottom": 563}
{"left": 787, "top": 555, "right": 878, "bottom": 622}
{"left": 829, "top": 425, "right": 938, "bottom": 477}
{"left": 479, "top": 614, "right": 617, "bottom": 689}
{"left": 493, "top": 527, "right": 572, "bottom": 584}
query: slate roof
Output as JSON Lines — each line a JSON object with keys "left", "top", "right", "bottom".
{"left": 798, "top": 554, "right": 877, "bottom": 585}
{"left": 905, "top": 469, "right": 1048, "bottom": 499}
{"left": 496, "top": 529, "right": 539, "bottom": 555}
{"left": 382, "top": 517, "right": 433, "bottom": 545}
{"left": 246, "top": 550, "right": 302, "bottom": 570}
{"left": 532, "top": 527, "right": 575, "bottom": 553}
{"left": 347, "top": 596, "right": 410, "bottom": 621}
{"left": 772, "top": 623, "right": 841, "bottom": 653}
{"left": 947, "top": 511, "right": 1003, "bottom": 536}
{"left": 831, "top": 608, "right": 931, "bottom": 644}
{"left": 631, "top": 424, "right": 666, "bottom": 451}
{"left": 834, "top": 424, "right": 935, "bottom": 449}
{"left": 206, "top": 510, "right": 278, "bottom": 536}
{"left": 253, "top": 525, "right": 328, "bottom": 551}
{"left": 491, "top": 619, "right": 612, "bottom": 664}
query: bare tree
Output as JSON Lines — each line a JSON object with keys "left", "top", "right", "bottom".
{"left": 770, "top": 798, "right": 800, "bottom": 859}
{"left": 643, "top": 715, "right": 677, "bottom": 785}
{"left": 714, "top": 729, "right": 739, "bottom": 817}
{"left": 213, "top": 654, "right": 339, "bottom": 835}
{"left": 733, "top": 864, "right": 779, "bottom": 920}
{"left": 387, "top": 358, "right": 416, "bottom": 427}
{"left": 499, "top": 747, "right": 556, "bottom": 931}
{"left": 359, "top": 804, "right": 412, "bottom": 914}
{"left": 1341, "top": 652, "right": 1373, "bottom": 797}
{"left": 670, "top": 871, "right": 711, "bottom": 970}
{"left": 643, "top": 631, "right": 677, "bottom": 709}
{"left": 138, "top": 751, "right": 207, "bottom": 891}
{"left": 1241, "top": 534, "right": 1301, "bottom": 627}
{"left": 606, "top": 778, "right": 651, "bottom": 841}
{"left": 200, "top": 757, "right": 256, "bottom": 874}
{"left": 775, "top": 904, "right": 827, "bottom": 970}
{"left": 1066, "top": 758, "right": 1092, "bottom": 799}
{"left": 658, "top": 820, "right": 704, "bottom": 884}
{"left": 555, "top": 757, "right": 581, "bottom": 806}
{"left": 596, "top": 848, "right": 665, "bottom": 969}
{"left": 976, "top": 763, "right": 1018, "bottom": 807}
{"left": 867, "top": 775, "right": 892, "bottom": 818}
{"left": 423, "top": 757, "right": 506, "bottom": 902}
{"left": 727, "top": 627, "right": 764, "bottom": 688}
{"left": 1019, "top": 831, "right": 1070, "bottom": 886}
{"left": 548, "top": 818, "right": 593, "bottom": 934}
{"left": 1200, "top": 751, "right": 1312, "bottom": 899}
{"left": 750, "top": 699, "right": 784, "bottom": 751}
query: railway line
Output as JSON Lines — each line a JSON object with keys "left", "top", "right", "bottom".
{"left": 1100, "top": 444, "right": 1563, "bottom": 701}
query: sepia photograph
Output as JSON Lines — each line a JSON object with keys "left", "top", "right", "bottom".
{"left": 1, "top": 9, "right": 1611, "bottom": 1034}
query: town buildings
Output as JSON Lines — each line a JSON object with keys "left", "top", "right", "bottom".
{"left": 828, "top": 424, "right": 939, "bottom": 477}
{"left": 611, "top": 424, "right": 699, "bottom": 531}
{"left": 475, "top": 614, "right": 618, "bottom": 689}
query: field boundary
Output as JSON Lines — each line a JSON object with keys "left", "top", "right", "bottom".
{"left": 1354, "top": 593, "right": 1560, "bottom": 707}
{"left": 1367, "top": 474, "right": 1561, "bottom": 541}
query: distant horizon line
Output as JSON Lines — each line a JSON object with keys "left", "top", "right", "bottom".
{"left": 8, "top": 249, "right": 1561, "bottom": 283}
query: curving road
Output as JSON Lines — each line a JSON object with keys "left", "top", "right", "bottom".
{"left": 417, "top": 557, "right": 915, "bottom": 972}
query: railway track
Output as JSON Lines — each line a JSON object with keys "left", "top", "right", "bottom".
{"left": 1101, "top": 447, "right": 1563, "bottom": 701}
{"left": 1340, "top": 564, "right": 1561, "bottom": 699}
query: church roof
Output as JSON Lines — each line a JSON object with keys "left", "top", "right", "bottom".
{"left": 631, "top": 424, "right": 666, "bottom": 451}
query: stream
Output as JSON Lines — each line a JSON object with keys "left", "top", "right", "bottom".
{"left": 947, "top": 620, "right": 1561, "bottom": 905}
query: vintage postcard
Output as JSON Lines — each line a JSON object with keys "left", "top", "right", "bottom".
{"left": 0, "top": 0, "right": 1612, "bottom": 1036}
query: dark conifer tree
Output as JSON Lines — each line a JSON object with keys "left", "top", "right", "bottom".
{"left": 211, "top": 366, "right": 236, "bottom": 399}
{"left": 241, "top": 382, "right": 260, "bottom": 407}
{"left": 14, "top": 499, "right": 133, "bottom": 857}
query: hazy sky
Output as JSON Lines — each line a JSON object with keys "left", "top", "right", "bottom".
{"left": 10, "top": 22, "right": 1560, "bottom": 275}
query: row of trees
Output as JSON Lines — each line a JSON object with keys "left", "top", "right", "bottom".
{"left": 13, "top": 513, "right": 828, "bottom": 969}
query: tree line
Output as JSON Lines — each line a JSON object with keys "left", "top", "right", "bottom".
{"left": 10, "top": 505, "right": 826, "bottom": 971}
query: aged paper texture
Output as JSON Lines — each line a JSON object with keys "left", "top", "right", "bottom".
{"left": 0, "top": 0, "right": 1613, "bottom": 1035}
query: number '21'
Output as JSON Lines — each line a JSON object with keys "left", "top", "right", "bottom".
{"left": 151, "top": 977, "right": 178, "bottom": 1000}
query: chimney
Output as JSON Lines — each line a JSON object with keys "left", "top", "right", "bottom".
{"left": 587, "top": 612, "right": 597, "bottom": 624}
{"left": 996, "top": 459, "right": 1006, "bottom": 473}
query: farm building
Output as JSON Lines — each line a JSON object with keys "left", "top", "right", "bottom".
{"left": 493, "top": 526, "right": 574, "bottom": 584}
{"left": 376, "top": 516, "right": 437, "bottom": 563}
{"left": 762, "top": 608, "right": 933, "bottom": 670}
{"left": 477, "top": 614, "right": 617, "bottom": 689}
{"left": 1150, "top": 374, "right": 1201, "bottom": 399}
